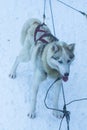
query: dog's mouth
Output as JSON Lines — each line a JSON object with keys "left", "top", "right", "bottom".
{"left": 62, "top": 76, "right": 68, "bottom": 82}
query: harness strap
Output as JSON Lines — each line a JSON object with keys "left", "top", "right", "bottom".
{"left": 38, "top": 33, "right": 58, "bottom": 43}
{"left": 34, "top": 23, "right": 47, "bottom": 43}
{"left": 34, "top": 23, "right": 58, "bottom": 44}
{"left": 37, "top": 33, "right": 50, "bottom": 44}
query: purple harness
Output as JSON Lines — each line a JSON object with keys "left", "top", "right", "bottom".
{"left": 34, "top": 23, "right": 58, "bottom": 44}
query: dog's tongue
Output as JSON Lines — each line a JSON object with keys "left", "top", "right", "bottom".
{"left": 62, "top": 76, "right": 68, "bottom": 82}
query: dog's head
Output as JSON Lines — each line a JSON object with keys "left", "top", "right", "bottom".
{"left": 47, "top": 41, "right": 75, "bottom": 81}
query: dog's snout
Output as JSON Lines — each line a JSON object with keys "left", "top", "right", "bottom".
{"left": 64, "top": 73, "right": 69, "bottom": 77}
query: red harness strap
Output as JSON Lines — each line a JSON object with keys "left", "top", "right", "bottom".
{"left": 34, "top": 23, "right": 58, "bottom": 44}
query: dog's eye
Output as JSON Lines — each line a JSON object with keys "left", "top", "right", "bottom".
{"left": 67, "top": 60, "right": 71, "bottom": 63}
{"left": 51, "top": 56, "right": 57, "bottom": 60}
{"left": 58, "top": 60, "right": 63, "bottom": 64}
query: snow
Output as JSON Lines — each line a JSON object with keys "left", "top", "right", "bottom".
{"left": 0, "top": 0, "right": 87, "bottom": 130}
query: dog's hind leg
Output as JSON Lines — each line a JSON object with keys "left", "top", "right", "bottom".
{"left": 28, "top": 69, "right": 46, "bottom": 118}
{"left": 9, "top": 43, "right": 31, "bottom": 79}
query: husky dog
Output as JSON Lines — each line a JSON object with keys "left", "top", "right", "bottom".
{"left": 9, "top": 18, "right": 75, "bottom": 118}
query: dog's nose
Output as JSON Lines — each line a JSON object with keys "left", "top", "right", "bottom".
{"left": 64, "top": 73, "right": 69, "bottom": 77}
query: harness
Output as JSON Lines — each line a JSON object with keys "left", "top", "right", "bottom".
{"left": 34, "top": 23, "right": 58, "bottom": 44}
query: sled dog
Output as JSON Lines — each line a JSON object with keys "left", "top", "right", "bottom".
{"left": 9, "top": 18, "right": 75, "bottom": 118}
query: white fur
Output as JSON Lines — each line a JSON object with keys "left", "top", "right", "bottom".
{"left": 9, "top": 18, "right": 75, "bottom": 119}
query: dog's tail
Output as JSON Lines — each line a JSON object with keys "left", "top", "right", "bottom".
{"left": 20, "top": 18, "right": 41, "bottom": 45}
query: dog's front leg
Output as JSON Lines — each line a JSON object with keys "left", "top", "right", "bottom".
{"left": 28, "top": 69, "right": 46, "bottom": 118}
{"left": 52, "top": 79, "right": 63, "bottom": 118}
{"left": 9, "top": 44, "right": 31, "bottom": 79}
{"left": 9, "top": 56, "right": 20, "bottom": 78}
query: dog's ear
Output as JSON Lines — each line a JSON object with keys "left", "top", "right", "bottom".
{"left": 68, "top": 43, "right": 75, "bottom": 52}
{"left": 52, "top": 44, "right": 61, "bottom": 52}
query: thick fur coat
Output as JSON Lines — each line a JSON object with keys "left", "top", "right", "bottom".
{"left": 9, "top": 18, "right": 75, "bottom": 118}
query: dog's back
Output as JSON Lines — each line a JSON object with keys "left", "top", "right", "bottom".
{"left": 20, "top": 18, "right": 41, "bottom": 45}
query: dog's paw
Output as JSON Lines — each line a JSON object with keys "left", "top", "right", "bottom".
{"left": 53, "top": 111, "right": 64, "bottom": 119}
{"left": 27, "top": 112, "right": 36, "bottom": 119}
{"left": 9, "top": 72, "right": 16, "bottom": 79}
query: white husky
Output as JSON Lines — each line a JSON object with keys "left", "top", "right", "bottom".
{"left": 9, "top": 18, "right": 75, "bottom": 118}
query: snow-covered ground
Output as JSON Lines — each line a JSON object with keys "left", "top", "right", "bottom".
{"left": 0, "top": 0, "right": 87, "bottom": 130}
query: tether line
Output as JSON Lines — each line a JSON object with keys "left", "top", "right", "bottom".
{"left": 44, "top": 78, "right": 87, "bottom": 130}
{"left": 43, "top": 0, "right": 47, "bottom": 23}
{"left": 57, "top": 0, "right": 87, "bottom": 18}
{"left": 43, "top": 0, "right": 56, "bottom": 35}
{"left": 49, "top": 0, "right": 56, "bottom": 36}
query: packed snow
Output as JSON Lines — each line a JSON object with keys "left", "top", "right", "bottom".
{"left": 0, "top": 0, "right": 87, "bottom": 130}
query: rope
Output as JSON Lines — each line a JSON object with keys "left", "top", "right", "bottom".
{"left": 43, "top": 0, "right": 47, "bottom": 23}
{"left": 43, "top": 0, "right": 87, "bottom": 36}
{"left": 61, "top": 84, "right": 70, "bottom": 130}
{"left": 66, "top": 98, "right": 87, "bottom": 106}
{"left": 44, "top": 78, "right": 87, "bottom": 130}
{"left": 49, "top": 0, "right": 56, "bottom": 36}
{"left": 44, "top": 78, "right": 70, "bottom": 130}
{"left": 44, "top": 77, "right": 64, "bottom": 113}
{"left": 57, "top": 0, "right": 87, "bottom": 18}
{"left": 43, "top": 0, "right": 56, "bottom": 36}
